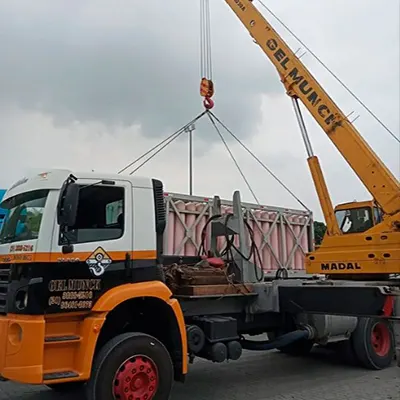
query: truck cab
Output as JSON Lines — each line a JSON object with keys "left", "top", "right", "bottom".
{"left": 0, "top": 169, "right": 189, "bottom": 392}
{"left": 334, "top": 200, "right": 383, "bottom": 235}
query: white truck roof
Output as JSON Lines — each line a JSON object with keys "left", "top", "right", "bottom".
{"left": 2, "top": 168, "right": 154, "bottom": 204}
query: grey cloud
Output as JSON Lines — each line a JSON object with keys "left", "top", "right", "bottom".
{"left": 0, "top": 0, "right": 282, "bottom": 142}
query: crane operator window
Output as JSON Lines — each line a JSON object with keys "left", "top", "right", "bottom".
{"left": 61, "top": 185, "right": 125, "bottom": 245}
{"left": 335, "top": 207, "right": 373, "bottom": 234}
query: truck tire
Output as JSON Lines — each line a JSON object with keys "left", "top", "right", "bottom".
{"left": 86, "top": 332, "right": 174, "bottom": 400}
{"left": 47, "top": 381, "right": 85, "bottom": 393}
{"left": 351, "top": 317, "right": 395, "bottom": 370}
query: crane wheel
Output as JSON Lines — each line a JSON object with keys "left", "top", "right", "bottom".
{"left": 350, "top": 317, "right": 395, "bottom": 370}
{"left": 86, "top": 332, "right": 174, "bottom": 400}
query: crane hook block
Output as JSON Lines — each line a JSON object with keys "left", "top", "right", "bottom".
{"left": 200, "top": 77, "right": 215, "bottom": 98}
{"left": 203, "top": 97, "right": 214, "bottom": 109}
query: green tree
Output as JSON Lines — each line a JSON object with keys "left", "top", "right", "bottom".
{"left": 313, "top": 221, "right": 327, "bottom": 246}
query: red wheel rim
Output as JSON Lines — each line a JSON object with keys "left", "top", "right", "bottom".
{"left": 113, "top": 355, "right": 159, "bottom": 400}
{"left": 371, "top": 322, "right": 391, "bottom": 357}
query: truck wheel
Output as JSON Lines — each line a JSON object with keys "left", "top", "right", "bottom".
{"left": 47, "top": 381, "right": 85, "bottom": 393}
{"left": 86, "top": 332, "right": 174, "bottom": 400}
{"left": 351, "top": 317, "right": 395, "bottom": 370}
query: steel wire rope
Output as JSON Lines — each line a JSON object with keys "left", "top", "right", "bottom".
{"left": 209, "top": 111, "right": 311, "bottom": 212}
{"left": 207, "top": 112, "right": 260, "bottom": 204}
{"left": 118, "top": 111, "right": 207, "bottom": 175}
{"left": 128, "top": 130, "right": 186, "bottom": 176}
{"left": 256, "top": 0, "right": 400, "bottom": 144}
{"left": 200, "top": 0, "right": 213, "bottom": 80}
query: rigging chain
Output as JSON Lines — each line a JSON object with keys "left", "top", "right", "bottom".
{"left": 200, "top": 0, "right": 215, "bottom": 110}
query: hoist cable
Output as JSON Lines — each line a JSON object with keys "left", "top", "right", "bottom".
{"left": 118, "top": 131, "right": 183, "bottom": 174}
{"left": 199, "top": 0, "right": 215, "bottom": 109}
{"left": 207, "top": 112, "right": 260, "bottom": 204}
{"left": 205, "top": 0, "right": 213, "bottom": 80}
{"left": 257, "top": 0, "right": 400, "bottom": 144}
{"left": 200, "top": 0, "right": 213, "bottom": 79}
{"left": 209, "top": 111, "right": 311, "bottom": 212}
{"left": 200, "top": 0, "right": 205, "bottom": 78}
{"left": 118, "top": 111, "right": 207, "bottom": 175}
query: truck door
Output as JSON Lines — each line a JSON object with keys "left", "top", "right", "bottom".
{"left": 50, "top": 178, "right": 133, "bottom": 278}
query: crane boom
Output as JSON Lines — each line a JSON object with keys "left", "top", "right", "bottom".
{"left": 225, "top": 0, "right": 400, "bottom": 217}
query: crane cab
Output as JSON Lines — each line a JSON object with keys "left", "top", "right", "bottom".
{"left": 334, "top": 200, "right": 383, "bottom": 234}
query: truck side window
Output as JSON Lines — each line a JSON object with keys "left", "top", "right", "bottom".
{"left": 62, "top": 185, "right": 125, "bottom": 244}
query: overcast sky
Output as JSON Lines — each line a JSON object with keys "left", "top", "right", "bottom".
{"left": 0, "top": 0, "right": 399, "bottom": 220}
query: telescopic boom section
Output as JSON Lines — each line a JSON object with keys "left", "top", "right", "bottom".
{"left": 225, "top": 0, "right": 400, "bottom": 217}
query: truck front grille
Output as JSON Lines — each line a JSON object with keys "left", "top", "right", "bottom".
{"left": 0, "top": 264, "right": 10, "bottom": 314}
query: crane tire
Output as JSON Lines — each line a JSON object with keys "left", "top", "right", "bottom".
{"left": 86, "top": 332, "right": 174, "bottom": 400}
{"left": 351, "top": 317, "right": 395, "bottom": 370}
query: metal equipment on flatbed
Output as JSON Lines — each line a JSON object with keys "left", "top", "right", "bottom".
{"left": 0, "top": 1, "right": 399, "bottom": 400}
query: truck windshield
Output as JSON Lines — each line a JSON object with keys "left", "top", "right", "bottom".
{"left": 335, "top": 206, "right": 373, "bottom": 234}
{"left": 0, "top": 189, "right": 49, "bottom": 244}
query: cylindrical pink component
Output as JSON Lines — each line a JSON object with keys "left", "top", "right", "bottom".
{"left": 270, "top": 213, "right": 279, "bottom": 270}
{"left": 253, "top": 211, "right": 263, "bottom": 267}
{"left": 285, "top": 215, "right": 294, "bottom": 269}
{"left": 260, "top": 211, "right": 270, "bottom": 271}
{"left": 185, "top": 202, "right": 197, "bottom": 256}
{"left": 195, "top": 203, "right": 208, "bottom": 256}
{"left": 167, "top": 205, "right": 175, "bottom": 255}
{"left": 173, "top": 200, "right": 186, "bottom": 256}
{"left": 293, "top": 216, "right": 302, "bottom": 270}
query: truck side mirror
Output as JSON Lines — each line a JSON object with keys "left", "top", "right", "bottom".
{"left": 57, "top": 183, "right": 79, "bottom": 227}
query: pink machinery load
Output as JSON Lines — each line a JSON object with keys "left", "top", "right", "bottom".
{"left": 163, "top": 191, "right": 314, "bottom": 277}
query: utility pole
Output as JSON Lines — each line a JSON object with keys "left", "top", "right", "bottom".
{"left": 185, "top": 123, "right": 196, "bottom": 195}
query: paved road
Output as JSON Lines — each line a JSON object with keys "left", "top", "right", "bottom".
{"left": 0, "top": 348, "right": 399, "bottom": 400}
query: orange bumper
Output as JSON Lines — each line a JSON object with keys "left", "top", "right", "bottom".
{"left": 0, "top": 314, "right": 45, "bottom": 384}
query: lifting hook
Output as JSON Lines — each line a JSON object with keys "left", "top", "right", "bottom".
{"left": 203, "top": 97, "right": 214, "bottom": 110}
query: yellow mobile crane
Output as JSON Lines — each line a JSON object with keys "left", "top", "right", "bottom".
{"left": 225, "top": 0, "right": 400, "bottom": 278}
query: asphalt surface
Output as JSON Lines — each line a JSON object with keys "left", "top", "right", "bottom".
{"left": 0, "top": 347, "right": 398, "bottom": 400}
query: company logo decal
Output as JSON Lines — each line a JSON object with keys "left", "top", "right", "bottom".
{"left": 86, "top": 247, "right": 112, "bottom": 276}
